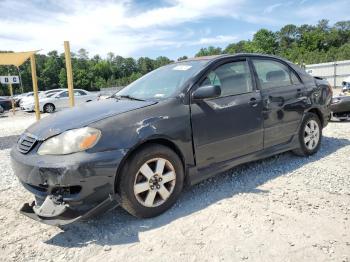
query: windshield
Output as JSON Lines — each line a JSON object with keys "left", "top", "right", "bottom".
{"left": 115, "top": 61, "right": 208, "bottom": 100}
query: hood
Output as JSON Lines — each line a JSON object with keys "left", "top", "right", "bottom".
{"left": 26, "top": 99, "right": 156, "bottom": 140}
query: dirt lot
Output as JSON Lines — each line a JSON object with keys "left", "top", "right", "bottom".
{"left": 0, "top": 111, "right": 349, "bottom": 262}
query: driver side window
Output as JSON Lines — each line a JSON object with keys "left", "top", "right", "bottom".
{"left": 201, "top": 60, "right": 253, "bottom": 97}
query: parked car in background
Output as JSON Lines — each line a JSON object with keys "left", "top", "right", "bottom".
{"left": 21, "top": 89, "right": 99, "bottom": 113}
{"left": 0, "top": 97, "right": 12, "bottom": 111}
{"left": 11, "top": 54, "right": 332, "bottom": 226}
{"left": 342, "top": 76, "right": 350, "bottom": 92}
{"left": 330, "top": 94, "right": 350, "bottom": 121}
{"left": 0, "top": 105, "right": 4, "bottom": 114}
{"left": 14, "top": 92, "right": 35, "bottom": 107}
{"left": 20, "top": 89, "right": 64, "bottom": 111}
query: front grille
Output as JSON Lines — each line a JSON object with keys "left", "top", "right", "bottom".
{"left": 17, "top": 133, "right": 37, "bottom": 154}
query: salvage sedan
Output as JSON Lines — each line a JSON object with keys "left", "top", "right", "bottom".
{"left": 11, "top": 54, "right": 332, "bottom": 226}
{"left": 330, "top": 94, "right": 350, "bottom": 121}
{"left": 0, "top": 97, "right": 12, "bottom": 111}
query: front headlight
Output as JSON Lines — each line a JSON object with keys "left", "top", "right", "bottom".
{"left": 37, "top": 127, "right": 101, "bottom": 155}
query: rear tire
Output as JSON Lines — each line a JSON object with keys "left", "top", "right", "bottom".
{"left": 292, "top": 112, "right": 322, "bottom": 156}
{"left": 118, "top": 144, "right": 184, "bottom": 218}
{"left": 43, "top": 103, "right": 55, "bottom": 113}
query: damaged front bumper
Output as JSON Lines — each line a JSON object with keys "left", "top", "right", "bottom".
{"left": 11, "top": 146, "right": 126, "bottom": 226}
{"left": 20, "top": 194, "right": 120, "bottom": 226}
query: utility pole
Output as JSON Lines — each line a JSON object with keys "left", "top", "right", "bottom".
{"left": 30, "top": 54, "right": 40, "bottom": 120}
{"left": 17, "top": 66, "right": 24, "bottom": 94}
{"left": 8, "top": 82, "right": 15, "bottom": 116}
{"left": 6, "top": 67, "right": 15, "bottom": 115}
{"left": 64, "top": 41, "right": 75, "bottom": 107}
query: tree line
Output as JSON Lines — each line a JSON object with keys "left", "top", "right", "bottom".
{"left": 1, "top": 19, "right": 350, "bottom": 96}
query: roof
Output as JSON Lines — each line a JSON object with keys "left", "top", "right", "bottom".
{"left": 179, "top": 53, "right": 291, "bottom": 63}
{"left": 0, "top": 51, "right": 39, "bottom": 67}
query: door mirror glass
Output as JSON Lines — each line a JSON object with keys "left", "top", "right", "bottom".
{"left": 192, "top": 85, "right": 221, "bottom": 100}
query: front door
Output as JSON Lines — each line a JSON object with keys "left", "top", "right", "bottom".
{"left": 251, "top": 58, "right": 305, "bottom": 148}
{"left": 190, "top": 59, "right": 264, "bottom": 168}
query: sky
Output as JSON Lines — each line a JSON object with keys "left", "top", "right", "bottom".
{"left": 0, "top": 0, "right": 349, "bottom": 60}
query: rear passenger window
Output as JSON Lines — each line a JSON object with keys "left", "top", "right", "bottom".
{"left": 252, "top": 59, "right": 300, "bottom": 89}
{"left": 201, "top": 60, "right": 253, "bottom": 97}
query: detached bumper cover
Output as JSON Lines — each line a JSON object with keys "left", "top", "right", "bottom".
{"left": 11, "top": 146, "right": 126, "bottom": 225}
{"left": 20, "top": 194, "right": 120, "bottom": 226}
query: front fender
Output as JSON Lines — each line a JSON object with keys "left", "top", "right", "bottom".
{"left": 89, "top": 98, "right": 195, "bottom": 166}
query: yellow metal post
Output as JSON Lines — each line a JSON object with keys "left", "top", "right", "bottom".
{"left": 64, "top": 41, "right": 75, "bottom": 107}
{"left": 8, "top": 82, "right": 15, "bottom": 116}
{"left": 30, "top": 54, "right": 40, "bottom": 120}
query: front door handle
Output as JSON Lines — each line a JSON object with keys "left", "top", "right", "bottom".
{"left": 248, "top": 97, "right": 258, "bottom": 107}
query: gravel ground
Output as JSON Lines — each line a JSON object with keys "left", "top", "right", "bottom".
{"left": 0, "top": 111, "right": 349, "bottom": 262}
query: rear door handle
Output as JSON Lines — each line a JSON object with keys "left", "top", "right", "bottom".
{"left": 248, "top": 97, "right": 258, "bottom": 107}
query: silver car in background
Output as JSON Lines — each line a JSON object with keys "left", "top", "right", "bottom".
{"left": 21, "top": 89, "right": 99, "bottom": 113}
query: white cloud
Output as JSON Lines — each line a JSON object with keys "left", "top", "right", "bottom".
{"left": 0, "top": 0, "right": 243, "bottom": 57}
{"left": 295, "top": 0, "right": 350, "bottom": 22}
{"left": 263, "top": 3, "right": 282, "bottom": 14}
{"left": 0, "top": 0, "right": 348, "bottom": 58}
{"left": 192, "top": 35, "right": 238, "bottom": 45}
{"left": 126, "top": 0, "right": 243, "bottom": 29}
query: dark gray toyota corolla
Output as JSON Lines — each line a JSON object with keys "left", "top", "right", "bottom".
{"left": 11, "top": 54, "right": 332, "bottom": 225}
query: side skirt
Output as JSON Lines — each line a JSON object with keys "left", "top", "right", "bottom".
{"left": 187, "top": 135, "right": 299, "bottom": 186}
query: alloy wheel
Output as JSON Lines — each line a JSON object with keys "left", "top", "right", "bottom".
{"left": 303, "top": 119, "right": 320, "bottom": 150}
{"left": 45, "top": 104, "right": 54, "bottom": 113}
{"left": 133, "top": 158, "right": 176, "bottom": 207}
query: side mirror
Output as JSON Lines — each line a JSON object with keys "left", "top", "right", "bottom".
{"left": 192, "top": 85, "right": 221, "bottom": 100}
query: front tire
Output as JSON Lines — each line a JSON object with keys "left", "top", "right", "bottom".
{"left": 118, "top": 144, "right": 184, "bottom": 218}
{"left": 292, "top": 112, "right": 322, "bottom": 156}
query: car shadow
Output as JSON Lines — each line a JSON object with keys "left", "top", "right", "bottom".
{"left": 46, "top": 135, "right": 350, "bottom": 248}
{"left": 0, "top": 135, "right": 19, "bottom": 150}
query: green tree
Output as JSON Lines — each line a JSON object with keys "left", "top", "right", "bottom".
{"left": 195, "top": 46, "right": 222, "bottom": 57}
{"left": 59, "top": 68, "right": 67, "bottom": 88}
{"left": 252, "top": 29, "right": 278, "bottom": 54}
{"left": 177, "top": 56, "right": 188, "bottom": 61}
{"left": 41, "top": 51, "right": 63, "bottom": 89}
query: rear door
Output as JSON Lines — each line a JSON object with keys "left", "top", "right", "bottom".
{"left": 191, "top": 58, "right": 264, "bottom": 167}
{"left": 251, "top": 58, "right": 305, "bottom": 148}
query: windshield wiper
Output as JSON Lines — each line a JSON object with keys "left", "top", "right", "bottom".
{"left": 112, "top": 95, "right": 145, "bottom": 101}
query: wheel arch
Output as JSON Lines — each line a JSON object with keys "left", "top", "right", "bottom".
{"left": 114, "top": 137, "right": 186, "bottom": 193}
{"left": 306, "top": 107, "right": 324, "bottom": 127}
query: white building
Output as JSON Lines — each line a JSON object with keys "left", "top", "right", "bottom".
{"left": 305, "top": 60, "right": 350, "bottom": 87}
